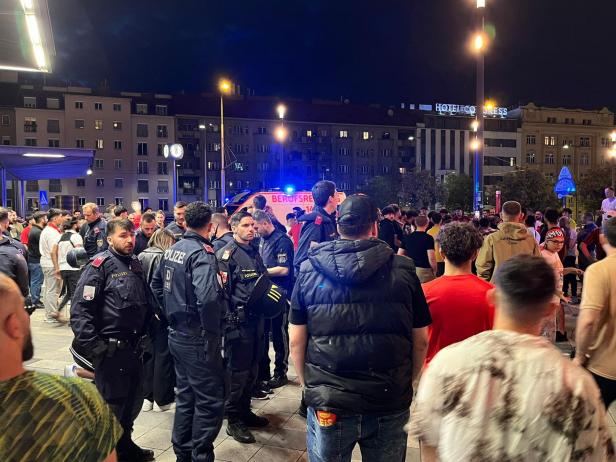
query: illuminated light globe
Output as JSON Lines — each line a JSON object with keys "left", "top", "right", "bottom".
{"left": 554, "top": 167, "right": 576, "bottom": 198}
{"left": 163, "top": 143, "right": 184, "bottom": 160}
{"left": 284, "top": 185, "right": 295, "bottom": 195}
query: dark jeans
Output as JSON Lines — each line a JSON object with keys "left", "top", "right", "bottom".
{"left": 562, "top": 255, "right": 578, "bottom": 297}
{"left": 94, "top": 349, "right": 143, "bottom": 458}
{"left": 225, "top": 322, "right": 262, "bottom": 423}
{"left": 258, "top": 309, "right": 289, "bottom": 381}
{"left": 28, "top": 262, "right": 43, "bottom": 305}
{"left": 143, "top": 320, "right": 176, "bottom": 405}
{"left": 306, "top": 407, "right": 409, "bottom": 462}
{"left": 58, "top": 270, "right": 81, "bottom": 312}
{"left": 591, "top": 372, "right": 616, "bottom": 408}
{"left": 168, "top": 330, "right": 225, "bottom": 462}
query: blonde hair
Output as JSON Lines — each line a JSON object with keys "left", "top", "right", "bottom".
{"left": 82, "top": 202, "right": 99, "bottom": 214}
{"left": 148, "top": 229, "right": 176, "bottom": 251}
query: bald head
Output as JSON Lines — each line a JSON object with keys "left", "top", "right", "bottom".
{"left": 0, "top": 275, "right": 33, "bottom": 380}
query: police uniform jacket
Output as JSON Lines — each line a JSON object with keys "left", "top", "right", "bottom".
{"left": 151, "top": 230, "right": 226, "bottom": 336}
{"left": 165, "top": 221, "right": 186, "bottom": 241}
{"left": 258, "top": 229, "right": 294, "bottom": 294}
{"left": 216, "top": 240, "right": 267, "bottom": 321}
{"left": 293, "top": 206, "right": 337, "bottom": 273}
{"left": 212, "top": 231, "right": 234, "bottom": 252}
{"left": 80, "top": 217, "right": 108, "bottom": 258}
{"left": 133, "top": 230, "right": 150, "bottom": 256}
{"left": 71, "top": 249, "right": 152, "bottom": 353}
{"left": 0, "top": 235, "right": 29, "bottom": 297}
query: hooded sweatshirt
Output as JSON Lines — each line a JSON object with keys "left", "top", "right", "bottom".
{"left": 290, "top": 238, "right": 431, "bottom": 414}
{"left": 476, "top": 221, "right": 541, "bottom": 282}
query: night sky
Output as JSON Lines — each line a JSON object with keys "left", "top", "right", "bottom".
{"left": 48, "top": 0, "right": 616, "bottom": 110}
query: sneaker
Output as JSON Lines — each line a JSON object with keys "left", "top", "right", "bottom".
{"left": 155, "top": 402, "right": 176, "bottom": 412}
{"left": 251, "top": 389, "right": 270, "bottom": 400}
{"left": 243, "top": 411, "right": 269, "bottom": 428}
{"left": 258, "top": 381, "right": 274, "bottom": 394}
{"left": 571, "top": 297, "right": 581, "bottom": 305}
{"left": 64, "top": 364, "right": 77, "bottom": 378}
{"left": 141, "top": 400, "right": 154, "bottom": 412}
{"left": 43, "top": 318, "right": 60, "bottom": 324}
{"left": 268, "top": 375, "right": 288, "bottom": 389}
{"left": 226, "top": 421, "right": 256, "bottom": 444}
{"left": 555, "top": 331, "right": 569, "bottom": 343}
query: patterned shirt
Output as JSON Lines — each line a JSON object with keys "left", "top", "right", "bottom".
{"left": 0, "top": 371, "right": 122, "bottom": 462}
{"left": 408, "top": 330, "right": 614, "bottom": 462}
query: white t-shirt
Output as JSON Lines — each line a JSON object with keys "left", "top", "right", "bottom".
{"left": 408, "top": 330, "right": 614, "bottom": 462}
{"left": 601, "top": 197, "right": 616, "bottom": 221}
{"left": 57, "top": 231, "right": 84, "bottom": 271}
{"left": 39, "top": 225, "right": 61, "bottom": 268}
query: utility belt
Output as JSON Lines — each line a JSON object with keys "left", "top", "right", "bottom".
{"left": 225, "top": 305, "right": 248, "bottom": 328}
{"left": 102, "top": 335, "right": 146, "bottom": 357}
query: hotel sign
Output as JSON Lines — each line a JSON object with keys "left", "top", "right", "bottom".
{"left": 435, "top": 103, "right": 508, "bottom": 118}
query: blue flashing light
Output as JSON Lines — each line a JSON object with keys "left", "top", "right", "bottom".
{"left": 284, "top": 184, "right": 295, "bottom": 195}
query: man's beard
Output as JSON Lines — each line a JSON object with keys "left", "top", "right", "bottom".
{"left": 22, "top": 331, "right": 34, "bottom": 362}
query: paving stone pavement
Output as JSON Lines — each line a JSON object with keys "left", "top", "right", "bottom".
{"left": 25, "top": 309, "right": 423, "bottom": 461}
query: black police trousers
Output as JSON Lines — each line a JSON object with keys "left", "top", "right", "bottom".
{"left": 224, "top": 321, "right": 263, "bottom": 423}
{"left": 258, "top": 308, "right": 289, "bottom": 381}
{"left": 168, "top": 329, "right": 225, "bottom": 462}
{"left": 94, "top": 348, "right": 144, "bottom": 458}
{"left": 143, "top": 320, "right": 176, "bottom": 406}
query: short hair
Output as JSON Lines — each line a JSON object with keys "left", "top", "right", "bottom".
{"left": 0, "top": 208, "right": 8, "bottom": 223}
{"left": 339, "top": 221, "right": 374, "bottom": 239}
{"left": 603, "top": 217, "right": 616, "bottom": 247}
{"left": 493, "top": 255, "right": 556, "bottom": 321}
{"left": 252, "top": 210, "right": 272, "bottom": 224}
{"left": 214, "top": 207, "right": 226, "bottom": 214}
{"left": 439, "top": 208, "right": 448, "bottom": 214}
{"left": 174, "top": 201, "right": 188, "bottom": 210}
{"left": 524, "top": 214, "right": 536, "bottom": 228}
{"left": 312, "top": 180, "right": 336, "bottom": 207}
{"left": 415, "top": 215, "right": 429, "bottom": 228}
{"left": 230, "top": 211, "right": 252, "bottom": 228}
{"left": 107, "top": 218, "right": 134, "bottom": 236}
{"left": 148, "top": 229, "right": 176, "bottom": 251}
{"left": 562, "top": 207, "right": 573, "bottom": 215}
{"left": 479, "top": 217, "right": 490, "bottom": 228}
{"left": 141, "top": 212, "right": 156, "bottom": 224}
{"left": 62, "top": 217, "right": 79, "bottom": 231}
{"left": 390, "top": 204, "right": 400, "bottom": 214}
{"left": 502, "top": 201, "right": 521, "bottom": 218}
{"left": 544, "top": 208, "right": 559, "bottom": 224}
{"left": 211, "top": 213, "right": 230, "bottom": 230}
{"left": 583, "top": 212, "right": 594, "bottom": 221}
{"left": 252, "top": 195, "right": 267, "bottom": 210}
{"left": 437, "top": 223, "right": 483, "bottom": 266}
{"left": 286, "top": 213, "right": 296, "bottom": 221}
{"left": 185, "top": 201, "right": 212, "bottom": 229}
{"left": 431, "top": 213, "right": 442, "bottom": 225}
{"left": 406, "top": 209, "right": 418, "bottom": 218}
{"left": 47, "top": 208, "right": 67, "bottom": 221}
{"left": 607, "top": 186, "right": 615, "bottom": 192}
{"left": 114, "top": 206, "right": 128, "bottom": 217}
{"left": 381, "top": 206, "right": 395, "bottom": 216}
{"left": 83, "top": 202, "right": 99, "bottom": 214}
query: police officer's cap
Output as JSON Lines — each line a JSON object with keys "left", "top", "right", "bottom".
{"left": 337, "top": 194, "right": 379, "bottom": 227}
{"left": 67, "top": 247, "right": 89, "bottom": 268}
{"left": 247, "top": 274, "right": 287, "bottom": 319}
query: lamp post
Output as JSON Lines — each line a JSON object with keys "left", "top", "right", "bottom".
{"left": 218, "top": 79, "right": 232, "bottom": 205}
{"left": 472, "top": 0, "right": 486, "bottom": 212}
{"left": 609, "top": 131, "right": 616, "bottom": 189}
{"left": 275, "top": 103, "right": 287, "bottom": 186}
{"left": 163, "top": 143, "right": 184, "bottom": 205}
{"left": 198, "top": 122, "right": 208, "bottom": 203}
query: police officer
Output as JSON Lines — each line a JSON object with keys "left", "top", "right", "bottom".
{"left": 293, "top": 180, "right": 338, "bottom": 274}
{"left": 71, "top": 218, "right": 154, "bottom": 462}
{"left": 165, "top": 201, "right": 188, "bottom": 241}
{"left": 151, "top": 202, "right": 227, "bottom": 462}
{"left": 0, "top": 208, "right": 29, "bottom": 299}
{"left": 217, "top": 211, "right": 270, "bottom": 443}
{"left": 80, "top": 202, "right": 108, "bottom": 258}
{"left": 210, "top": 212, "right": 234, "bottom": 252}
{"left": 252, "top": 210, "right": 294, "bottom": 389}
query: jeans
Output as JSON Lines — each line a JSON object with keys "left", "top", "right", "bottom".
{"left": 28, "top": 262, "right": 43, "bottom": 305}
{"left": 306, "top": 407, "right": 409, "bottom": 462}
{"left": 168, "top": 329, "right": 225, "bottom": 462}
{"left": 41, "top": 266, "right": 61, "bottom": 318}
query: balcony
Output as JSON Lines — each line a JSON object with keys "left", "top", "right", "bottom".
{"left": 24, "top": 123, "right": 37, "bottom": 133}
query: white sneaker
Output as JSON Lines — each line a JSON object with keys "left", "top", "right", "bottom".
{"left": 141, "top": 400, "right": 154, "bottom": 412}
{"left": 64, "top": 364, "right": 77, "bottom": 378}
{"left": 155, "top": 402, "right": 176, "bottom": 412}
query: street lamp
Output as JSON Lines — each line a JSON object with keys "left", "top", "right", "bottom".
{"left": 218, "top": 78, "right": 232, "bottom": 205}
{"left": 275, "top": 103, "right": 287, "bottom": 186}
{"left": 276, "top": 104, "right": 287, "bottom": 120}
{"left": 199, "top": 122, "right": 209, "bottom": 202}
{"left": 610, "top": 131, "right": 616, "bottom": 188}
{"left": 163, "top": 143, "right": 184, "bottom": 205}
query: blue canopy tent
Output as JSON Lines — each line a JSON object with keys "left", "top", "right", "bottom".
{"left": 0, "top": 145, "right": 95, "bottom": 214}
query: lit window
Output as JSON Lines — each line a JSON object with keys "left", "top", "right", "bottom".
{"left": 306, "top": 130, "right": 313, "bottom": 138}
{"left": 339, "top": 130, "right": 348, "bottom": 138}
{"left": 96, "top": 139, "right": 104, "bottom": 149}
{"left": 362, "top": 131, "right": 370, "bottom": 140}
{"left": 95, "top": 120, "right": 103, "bottom": 130}
{"left": 75, "top": 101, "right": 83, "bottom": 109}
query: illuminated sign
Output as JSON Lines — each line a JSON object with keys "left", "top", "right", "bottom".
{"left": 435, "top": 103, "right": 508, "bottom": 118}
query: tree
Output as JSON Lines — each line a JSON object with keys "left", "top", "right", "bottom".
{"left": 399, "top": 171, "right": 444, "bottom": 209}
{"left": 576, "top": 167, "right": 611, "bottom": 214}
{"left": 442, "top": 173, "right": 473, "bottom": 212}
{"left": 497, "top": 169, "right": 560, "bottom": 212}
{"left": 361, "top": 175, "right": 400, "bottom": 208}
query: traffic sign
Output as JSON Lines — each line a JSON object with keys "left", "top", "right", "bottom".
{"left": 39, "top": 190, "right": 48, "bottom": 206}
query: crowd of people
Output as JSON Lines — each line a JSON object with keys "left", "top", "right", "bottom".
{"left": 0, "top": 181, "right": 615, "bottom": 461}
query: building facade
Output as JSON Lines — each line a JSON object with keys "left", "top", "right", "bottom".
{"left": 509, "top": 103, "right": 615, "bottom": 183}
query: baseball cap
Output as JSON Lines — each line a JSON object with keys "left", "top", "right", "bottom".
{"left": 545, "top": 227, "right": 565, "bottom": 241}
{"left": 337, "top": 194, "right": 378, "bottom": 227}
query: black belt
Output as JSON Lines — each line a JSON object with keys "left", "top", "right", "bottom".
{"left": 104, "top": 337, "right": 139, "bottom": 350}
{"left": 171, "top": 326, "right": 207, "bottom": 337}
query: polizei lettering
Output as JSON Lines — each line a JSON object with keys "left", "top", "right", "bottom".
{"left": 164, "top": 249, "right": 186, "bottom": 264}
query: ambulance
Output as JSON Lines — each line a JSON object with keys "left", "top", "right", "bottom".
{"left": 226, "top": 190, "right": 347, "bottom": 224}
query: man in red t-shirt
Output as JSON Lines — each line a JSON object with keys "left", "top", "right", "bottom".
{"left": 422, "top": 222, "right": 494, "bottom": 365}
